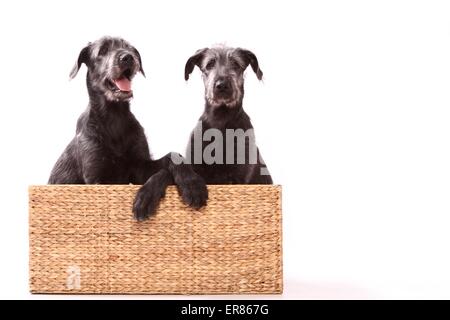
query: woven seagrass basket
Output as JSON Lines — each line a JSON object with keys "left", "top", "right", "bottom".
{"left": 29, "top": 185, "right": 282, "bottom": 294}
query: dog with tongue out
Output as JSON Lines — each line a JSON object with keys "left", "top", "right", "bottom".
{"left": 66, "top": 36, "right": 146, "bottom": 102}
{"left": 114, "top": 77, "right": 132, "bottom": 92}
{"left": 48, "top": 36, "right": 208, "bottom": 220}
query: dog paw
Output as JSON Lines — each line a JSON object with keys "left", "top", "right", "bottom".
{"left": 132, "top": 178, "right": 167, "bottom": 221}
{"left": 178, "top": 175, "right": 208, "bottom": 209}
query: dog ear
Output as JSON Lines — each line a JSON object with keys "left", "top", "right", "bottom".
{"left": 132, "top": 48, "right": 146, "bottom": 77}
{"left": 236, "top": 48, "right": 263, "bottom": 80}
{"left": 69, "top": 44, "right": 91, "bottom": 79}
{"left": 185, "top": 48, "right": 208, "bottom": 81}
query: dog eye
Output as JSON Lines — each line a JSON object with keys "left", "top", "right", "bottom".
{"left": 231, "top": 60, "right": 242, "bottom": 70}
{"left": 205, "top": 59, "right": 216, "bottom": 70}
{"left": 98, "top": 44, "right": 109, "bottom": 56}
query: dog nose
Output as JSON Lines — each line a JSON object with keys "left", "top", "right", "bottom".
{"left": 120, "top": 54, "right": 134, "bottom": 67}
{"left": 215, "top": 79, "right": 231, "bottom": 92}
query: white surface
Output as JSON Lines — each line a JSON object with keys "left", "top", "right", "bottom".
{"left": 0, "top": 0, "right": 450, "bottom": 299}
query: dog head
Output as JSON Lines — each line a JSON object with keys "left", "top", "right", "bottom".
{"left": 185, "top": 46, "right": 263, "bottom": 108}
{"left": 70, "top": 36, "right": 145, "bottom": 102}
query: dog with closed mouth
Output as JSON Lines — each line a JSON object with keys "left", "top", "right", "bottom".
{"left": 49, "top": 36, "right": 208, "bottom": 220}
{"left": 184, "top": 46, "right": 272, "bottom": 184}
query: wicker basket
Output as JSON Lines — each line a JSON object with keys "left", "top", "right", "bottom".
{"left": 29, "top": 185, "right": 282, "bottom": 294}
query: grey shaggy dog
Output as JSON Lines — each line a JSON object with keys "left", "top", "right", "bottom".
{"left": 185, "top": 46, "right": 272, "bottom": 184}
{"left": 49, "top": 36, "right": 208, "bottom": 220}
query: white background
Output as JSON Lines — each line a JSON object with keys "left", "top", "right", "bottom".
{"left": 0, "top": 0, "right": 449, "bottom": 299}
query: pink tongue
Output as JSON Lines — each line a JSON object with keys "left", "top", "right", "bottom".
{"left": 113, "top": 78, "right": 132, "bottom": 92}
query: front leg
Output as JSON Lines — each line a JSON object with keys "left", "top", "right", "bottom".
{"left": 132, "top": 168, "right": 173, "bottom": 221}
{"left": 131, "top": 154, "right": 207, "bottom": 221}
{"left": 137, "top": 153, "right": 208, "bottom": 210}
{"left": 166, "top": 153, "right": 208, "bottom": 209}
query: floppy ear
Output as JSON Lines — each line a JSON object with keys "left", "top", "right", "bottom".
{"left": 184, "top": 48, "right": 208, "bottom": 81}
{"left": 236, "top": 48, "right": 263, "bottom": 80}
{"left": 132, "top": 48, "right": 146, "bottom": 77}
{"left": 69, "top": 44, "right": 90, "bottom": 79}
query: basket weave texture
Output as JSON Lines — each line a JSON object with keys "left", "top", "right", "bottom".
{"left": 29, "top": 185, "right": 282, "bottom": 294}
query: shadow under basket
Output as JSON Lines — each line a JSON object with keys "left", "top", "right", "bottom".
{"left": 29, "top": 185, "right": 283, "bottom": 294}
